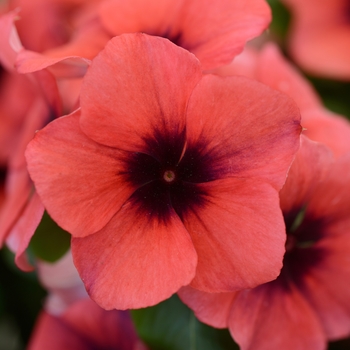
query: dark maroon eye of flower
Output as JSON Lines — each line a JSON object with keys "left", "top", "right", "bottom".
{"left": 163, "top": 170, "right": 176, "bottom": 183}
{"left": 281, "top": 208, "right": 326, "bottom": 283}
{"left": 343, "top": 0, "right": 350, "bottom": 23}
{"left": 122, "top": 128, "right": 216, "bottom": 222}
{"left": 0, "top": 166, "right": 7, "bottom": 182}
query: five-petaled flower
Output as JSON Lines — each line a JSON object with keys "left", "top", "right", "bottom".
{"left": 26, "top": 33, "right": 301, "bottom": 310}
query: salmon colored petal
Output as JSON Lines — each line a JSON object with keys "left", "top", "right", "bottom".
{"left": 300, "top": 234, "right": 350, "bottom": 340}
{"left": 99, "top": 0, "right": 271, "bottom": 70}
{"left": 6, "top": 192, "right": 44, "bottom": 271}
{"left": 71, "top": 203, "right": 197, "bottom": 310}
{"left": 28, "top": 311, "right": 86, "bottom": 350}
{"left": 42, "top": 19, "right": 111, "bottom": 60}
{"left": 279, "top": 135, "right": 333, "bottom": 214}
{"left": 79, "top": 33, "right": 202, "bottom": 152}
{"left": 16, "top": 50, "right": 91, "bottom": 78}
{"left": 282, "top": 0, "right": 350, "bottom": 80}
{"left": 16, "top": 19, "right": 111, "bottom": 78}
{"left": 63, "top": 300, "right": 140, "bottom": 348}
{"left": 256, "top": 43, "right": 321, "bottom": 110}
{"left": 178, "top": 286, "right": 235, "bottom": 328}
{"left": 99, "top": 0, "right": 182, "bottom": 34}
{"left": 302, "top": 109, "right": 350, "bottom": 158}
{"left": 229, "top": 283, "right": 326, "bottom": 350}
{"left": 307, "top": 154, "right": 350, "bottom": 221}
{"left": 0, "top": 11, "right": 23, "bottom": 71}
{"left": 0, "top": 98, "right": 56, "bottom": 244}
{"left": 26, "top": 110, "right": 136, "bottom": 237}
{"left": 177, "top": 0, "right": 271, "bottom": 70}
{"left": 0, "top": 167, "right": 31, "bottom": 245}
{"left": 186, "top": 74, "right": 301, "bottom": 189}
{"left": 28, "top": 299, "right": 140, "bottom": 350}
{"left": 184, "top": 178, "right": 286, "bottom": 292}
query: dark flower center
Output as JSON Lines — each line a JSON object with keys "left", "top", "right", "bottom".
{"left": 163, "top": 170, "right": 176, "bottom": 183}
{"left": 0, "top": 166, "right": 7, "bottom": 183}
{"left": 280, "top": 206, "right": 326, "bottom": 284}
{"left": 122, "top": 128, "right": 216, "bottom": 223}
{"left": 343, "top": 0, "right": 350, "bottom": 23}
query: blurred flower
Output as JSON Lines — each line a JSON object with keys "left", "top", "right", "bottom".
{"left": 36, "top": 250, "right": 88, "bottom": 316}
{"left": 28, "top": 298, "right": 146, "bottom": 350}
{"left": 0, "top": 11, "right": 61, "bottom": 270}
{"left": 180, "top": 136, "right": 350, "bottom": 349}
{"left": 98, "top": 0, "right": 271, "bottom": 70}
{"left": 16, "top": 0, "right": 272, "bottom": 75}
{"left": 281, "top": 0, "right": 350, "bottom": 80}
{"left": 26, "top": 34, "right": 301, "bottom": 309}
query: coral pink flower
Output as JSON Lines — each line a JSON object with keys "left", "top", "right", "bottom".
{"left": 28, "top": 298, "right": 146, "bottom": 350}
{"left": 281, "top": 0, "right": 350, "bottom": 80}
{"left": 16, "top": 0, "right": 271, "bottom": 76}
{"left": 180, "top": 136, "right": 350, "bottom": 349}
{"left": 0, "top": 11, "right": 62, "bottom": 269}
{"left": 212, "top": 43, "right": 350, "bottom": 158}
{"left": 98, "top": 0, "right": 271, "bottom": 70}
{"left": 26, "top": 34, "right": 301, "bottom": 309}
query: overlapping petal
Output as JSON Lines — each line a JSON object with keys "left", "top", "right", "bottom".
{"left": 99, "top": 0, "right": 271, "bottom": 70}
{"left": 279, "top": 135, "right": 333, "bottom": 214}
{"left": 178, "top": 286, "right": 235, "bottom": 328}
{"left": 183, "top": 178, "right": 286, "bottom": 291}
{"left": 72, "top": 203, "right": 197, "bottom": 310}
{"left": 185, "top": 74, "right": 301, "bottom": 189}
{"left": 228, "top": 283, "right": 326, "bottom": 350}
{"left": 79, "top": 34, "right": 202, "bottom": 153}
{"left": 26, "top": 110, "right": 136, "bottom": 237}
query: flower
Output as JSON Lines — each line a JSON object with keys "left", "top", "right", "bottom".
{"left": 0, "top": 0, "right": 273, "bottom": 268}
{"left": 15, "top": 0, "right": 271, "bottom": 75}
{"left": 281, "top": 0, "right": 350, "bottom": 80}
{"left": 26, "top": 33, "right": 301, "bottom": 309}
{"left": 98, "top": 0, "right": 271, "bottom": 70}
{"left": 179, "top": 136, "right": 350, "bottom": 349}
{"left": 28, "top": 298, "right": 146, "bottom": 350}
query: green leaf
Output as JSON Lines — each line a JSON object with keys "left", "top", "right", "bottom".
{"left": 267, "top": 0, "right": 291, "bottom": 43}
{"left": 29, "top": 211, "right": 71, "bottom": 263}
{"left": 131, "top": 294, "right": 239, "bottom": 350}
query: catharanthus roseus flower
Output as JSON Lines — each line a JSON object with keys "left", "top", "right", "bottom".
{"left": 26, "top": 34, "right": 301, "bottom": 309}
{"left": 98, "top": 0, "right": 271, "bottom": 70}
{"left": 16, "top": 0, "right": 271, "bottom": 76}
{"left": 180, "top": 136, "right": 350, "bottom": 349}
{"left": 28, "top": 298, "right": 146, "bottom": 350}
{"left": 281, "top": 0, "right": 350, "bottom": 80}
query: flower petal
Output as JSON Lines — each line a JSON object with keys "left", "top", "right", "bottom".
{"left": 228, "top": 283, "right": 326, "bottom": 350}
{"left": 279, "top": 135, "right": 333, "bottom": 214}
{"left": 16, "top": 50, "right": 91, "bottom": 78}
{"left": 256, "top": 43, "right": 321, "bottom": 111}
{"left": 26, "top": 109, "right": 136, "bottom": 237}
{"left": 298, "top": 234, "right": 350, "bottom": 340}
{"left": 178, "top": 286, "right": 235, "bottom": 328}
{"left": 79, "top": 33, "right": 202, "bottom": 153}
{"left": 185, "top": 74, "right": 301, "bottom": 190}
{"left": 0, "top": 10, "right": 23, "bottom": 71}
{"left": 6, "top": 192, "right": 44, "bottom": 272}
{"left": 302, "top": 109, "right": 350, "bottom": 158}
{"left": 72, "top": 202, "right": 197, "bottom": 310}
{"left": 99, "top": 0, "right": 271, "bottom": 70}
{"left": 184, "top": 178, "right": 286, "bottom": 292}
